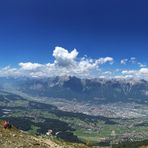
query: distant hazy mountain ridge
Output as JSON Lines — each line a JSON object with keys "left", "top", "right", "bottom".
{"left": 0, "top": 76, "right": 147, "bottom": 103}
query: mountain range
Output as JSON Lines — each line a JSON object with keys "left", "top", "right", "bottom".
{"left": 0, "top": 76, "right": 147, "bottom": 103}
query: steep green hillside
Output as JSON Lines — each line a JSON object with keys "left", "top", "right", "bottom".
{"left": 0, "top": 120, "right": 90, "bottom": 148}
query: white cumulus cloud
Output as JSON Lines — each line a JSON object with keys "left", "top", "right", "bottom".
{"left": 139, "top": 68, "right": 148, "bottom": 75}
{"left": 0, "top": 46, "right": 115, "bottom": 78}
{"left": 96, "top": 57, "right": 114, "bottom": 65}
{"left": 53, "top": 46, "right": 78, "bottom": 67}
{"left": 19, "top": 62, "right": 43, "bottom": 71}
{"left": 120, "top": 57, "right": 147, "bottom": 68}
{"left": 120, "top": 59, "right": 128, "bottom": 65}
{"left": 0, "top": 46, "right": 147, "bottom": 79}
{"left": 121, "top": 68, "right": 148, "bottom": 79}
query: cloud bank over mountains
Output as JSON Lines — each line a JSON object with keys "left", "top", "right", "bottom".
{"left": 0, "top": 47, "right": 147, "bottom": 79}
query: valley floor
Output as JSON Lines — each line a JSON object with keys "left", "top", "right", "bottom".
{"left": 0, "top": 90, "right": 148, "bottom": 147}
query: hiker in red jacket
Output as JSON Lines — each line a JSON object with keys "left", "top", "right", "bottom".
{"left": 3, "top": 121, "right": 10, "bottom": 129}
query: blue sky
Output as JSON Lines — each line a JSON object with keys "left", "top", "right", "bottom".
{"left": 0, "top": 0, "right": 148, "bottom": 78}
